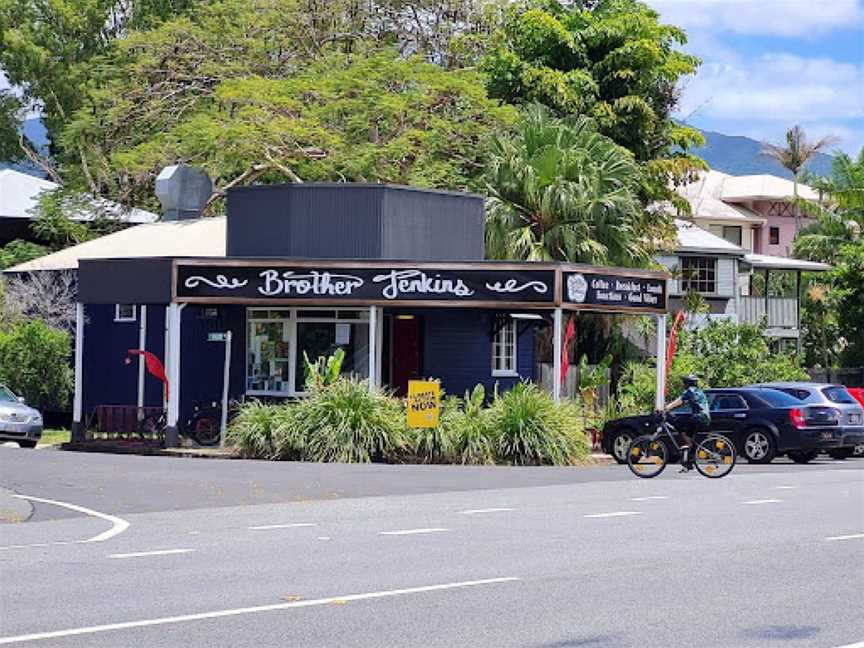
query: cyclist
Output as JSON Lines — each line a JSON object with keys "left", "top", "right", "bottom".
{"left": 659, "top": 374, "right": 711, "bottom": 472}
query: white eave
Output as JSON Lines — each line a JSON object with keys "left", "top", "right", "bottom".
{"left": 0, "top": 169, "right": 157, "bottom": 223}
{"left": 4, "top": 217, "right": 226, "bottom": 272}
{"left": 743, "top": 253, "right": 830, "bottom": 272}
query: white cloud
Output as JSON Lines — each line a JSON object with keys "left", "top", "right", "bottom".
{"left": 678, "top": 54, "right": 864, "bottom": 123}
{"left": 650, "top": 0, "right": 863, "bottom": 38}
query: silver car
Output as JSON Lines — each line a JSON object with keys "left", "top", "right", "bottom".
{"left": 0, "top": 385, "right": 43, "bottom": 448}
{"left": 753, "top": 382, "right": 864, "bottom": 458}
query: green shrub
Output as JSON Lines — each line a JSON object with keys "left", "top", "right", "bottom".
{"left": 228, "top": 400, "right": 282, "bottom": 458}
{"left": 295, "top": 378, "right": 407, "bottom": 463}
{"left": 451, "top": 385, "right": 496, "bottom": 465}
{"left": 489, "top": 382, "right": 588, "bottom": 465}
{"left": 0, "top": 319, "right": 72, "bottom": 411}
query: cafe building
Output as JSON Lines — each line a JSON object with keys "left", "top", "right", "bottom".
{"left": 64, "top": 178, "right": 669, "bottom": 444}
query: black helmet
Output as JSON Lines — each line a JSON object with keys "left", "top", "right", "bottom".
{"left": 682, "top": 374, "right": 699, "bottom": 387}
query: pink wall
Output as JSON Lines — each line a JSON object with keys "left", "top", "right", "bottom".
{"left": 750, "top": 201, "right": 814, "bottom": 257}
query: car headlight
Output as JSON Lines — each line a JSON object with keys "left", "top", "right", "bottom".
{"left": 31, "top": 414, "right": 43, "bottom": 424}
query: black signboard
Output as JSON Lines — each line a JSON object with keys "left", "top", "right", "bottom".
{"left": 563, "top": 271, "right": 666, "bottom": 312}
{"left": 175, "top": 264, "right": 557, "bottom": 306}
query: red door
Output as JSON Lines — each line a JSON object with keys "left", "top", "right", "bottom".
{"left": 391, "top": 316, "right": 421, "bottom": 397}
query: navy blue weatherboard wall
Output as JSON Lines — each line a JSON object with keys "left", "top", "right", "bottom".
{"left": 420, "top": 309, "right": 535, "bottom": 398}
{"left": 82, "top": 304, "right": 247, "bottom": 423}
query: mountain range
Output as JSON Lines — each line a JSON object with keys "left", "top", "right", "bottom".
{"left": 2, "top": 119, "right": 836, "bottom": 180}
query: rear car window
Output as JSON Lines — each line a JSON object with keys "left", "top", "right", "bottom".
{"left": 775, "top": 388, "right": 809, "bottom": 401}
{"left": 822, "top": 386, "right": 856, "bottom": 404}
{"left": 755, "top": 389, "right": 803, "bottom": 407}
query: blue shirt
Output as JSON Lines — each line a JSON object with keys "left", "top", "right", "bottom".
{"left": 681, "top": 386, "right": 711, "bottom": 424}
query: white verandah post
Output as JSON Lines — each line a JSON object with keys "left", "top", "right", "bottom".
{"left": 71, "top": 302, "right": 85, "bottom": 442}
{"left": 368, "top": 306, "right": 380, "bottom": 389}
{"left": 165, "top": 303, "right": 184, "bottom": 447}
{"left": 137, "top": 304, "right": 147, "bottom": 420}
{"left": 552, "top": 307, "right": 563, "bottom": 403}
{"left": 655, "top": 314, "right": 667, "bottom": 410}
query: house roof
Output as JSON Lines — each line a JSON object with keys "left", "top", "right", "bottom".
{"left": 674, "top": 219, "right": 746, "bottom": 256}
{"left": 743, "top": 253, "right": 830, "bottom": 272}
{"left": 0, "top": 169, "right": 157, "bottom": 223}
{"left": 5, "top": 216, "right": 226, "bottom": 272}
{"left": 674, "top": 170, "right": 817, "bottom": 220}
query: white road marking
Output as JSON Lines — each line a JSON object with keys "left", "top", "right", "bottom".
{"left": 629, "top": 496, "right": 669, "bottom": 502}
{"left": 742, "top": 499, "right": 781, "bottom": 505}
{"left": 457, "top": 508, "right": 515, "bottom": 515}
{"left": 317, "top": 536, "right": 331, "bottom": 541}
{"left": 11, "top": 495, "right": 129, "bottom": 543}
{"left": 248, "top": 523, "right": 317, "bottom": 531}
{"left": 0, "top": 541, "right": 71, "bottom": 551}
{"left": 109, "top": 549, "right": 195, "bottom": 559}
{"left": 832, "top": 642, "right": 864, "bottom": 648}
{"left": 583, "top": 511, "right": 641, "bottom": 519}
{"left": 774, "top": 486, "right": 796, "bottom": 490}
{"left": 825, "top": 533, "right": 864, "bottom": 542}
{"left": 379, "top": 528, "right": 449, "bottom": 536}
{"left": 0, "top": 577, "right": 520, "bottom": 645}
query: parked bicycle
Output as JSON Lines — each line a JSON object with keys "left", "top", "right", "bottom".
{"left": 140, "top": 401, "right": 237, "bottom": 446}
{"left": 627, "top": 411, "right": 737, "bottom": 479}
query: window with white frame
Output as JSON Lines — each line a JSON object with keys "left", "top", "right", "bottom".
{"left": 492, "top": 320, "right": 518, "bottom": 376}
{"left": 114, "top": 304, "right": 137, "bottom": 322}
{"left": 246, "top": 308, "right": 370, "bottom": 396}
{"left": 680, "top": 257, "right": 717, "bottom": 294}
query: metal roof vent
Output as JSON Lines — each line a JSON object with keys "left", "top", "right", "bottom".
{"left": 155, "top": 165, "right": 212, "bottom": 221}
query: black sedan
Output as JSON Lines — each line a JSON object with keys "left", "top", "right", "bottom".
{"left": 602, "top": 387, "right": 846, "bottom": 465}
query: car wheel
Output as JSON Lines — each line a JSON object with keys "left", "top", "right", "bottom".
{"left": 788, "top": 450, "right": 818, "bottom": 464}
{"left": 611, "top": 431, "right": 636, "bottom": 464}
{"left": 853, "top": 443, "right": 864, "bottom": 458}
{"left": 828, "top": 448, "right": 853, "bottom": 460}
{"left": 18, "top": 440, "right": 37, "bottom": 449}
{"left": 742, "top": 429, "right": 776, "bottom": 464}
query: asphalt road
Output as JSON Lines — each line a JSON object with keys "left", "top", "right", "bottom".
{"left": 1, "top": 446, "right": 863, "bottom": 648}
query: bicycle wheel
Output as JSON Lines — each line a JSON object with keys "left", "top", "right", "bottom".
{"left": 627, "top": 435, "right": 668, "bottom": 478}
{"left": 694, "top": 434, "right": 736, "bottom": 478}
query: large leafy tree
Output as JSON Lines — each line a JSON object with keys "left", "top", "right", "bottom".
{"left": 484, "top": 104, "right": 666, "bottom": 266}
{"left": 761, "top": 125, "right": 838, "bottom": 233}
{"left": 69, "top": 48, "right": 515, "bottom": 210}
{"left": 0, "top": 0, "right": 199, "bottom": 179}
{"left": 480, "top": 0, "right": 704, "bottom": 209}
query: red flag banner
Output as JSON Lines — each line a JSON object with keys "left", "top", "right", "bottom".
{"left": 560, "top": 316, "right": 576, "bottom": 386}
{"left": 127, "top": 349, "right": 169, "bottom": 401}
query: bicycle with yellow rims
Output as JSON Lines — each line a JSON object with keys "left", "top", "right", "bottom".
{"left": 626, "top": 412, "right": 736, "bottom": 479}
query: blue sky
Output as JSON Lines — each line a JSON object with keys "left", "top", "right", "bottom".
{"left": 649, "top": 0, "right": 864, "bottom": 155}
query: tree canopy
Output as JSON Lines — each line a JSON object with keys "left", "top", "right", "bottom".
{"left": 484, "top": 104, "right": 667, "bottom": 266}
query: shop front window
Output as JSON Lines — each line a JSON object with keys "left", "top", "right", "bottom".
{"left": 246, "top": 309, "right": 369, "bottom": 395}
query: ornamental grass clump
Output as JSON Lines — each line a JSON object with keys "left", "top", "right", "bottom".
{"left": 297, "top": 378, "right": 407, "bottom": 463}
{"left": 490, "top": 382, "right": 588, "bottom": 466}
{"left": 451, "top": 384, "right": 496, "bottom": 465}
{"left": 228, "top": 400, "right": 282, "bottom": 459}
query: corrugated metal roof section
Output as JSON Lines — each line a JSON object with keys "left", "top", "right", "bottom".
{"left": 0, "top": 169, "right": 157, "bottom": 223}
{"left": 675, "top": 169, "right": 817, "bottom": 208}
{"left": 743, "top": 253, "right": 830, "bottom": 272}
{"left": 5, "top": 216, "right": 226, "bottom": 272}
{"left": 675, "top": 219, "right": 745, "bottom": 255}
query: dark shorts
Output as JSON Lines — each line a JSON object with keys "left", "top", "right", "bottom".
{"left": 674, "top": 415, "right": 710, "bottom": 439}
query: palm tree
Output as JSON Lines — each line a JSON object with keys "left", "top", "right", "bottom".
{"left": 761, "top": 126, "right": 838, "bottom": 233}
{"left": 483, "top": 104, "right": 657, "bottom": 267}
{"left": 792, "top": 146, "right": 864, "bottom": 264}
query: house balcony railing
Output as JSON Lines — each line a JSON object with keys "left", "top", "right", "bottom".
{"left": 739, "top": 296, "right": 798, "bottom": 329}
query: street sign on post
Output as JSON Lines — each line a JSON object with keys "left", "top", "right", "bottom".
{"left": 407, "top": 380, "right": 440, "bottom": 428}
{"left": 208, "top": 332, "right": 227, "bottom": 342}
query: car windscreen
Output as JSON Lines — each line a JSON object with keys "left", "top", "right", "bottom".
{"left": 754, "top": 389, "right": 802, "bottom": 408}
{"left": 0, "top": 386, "right": 17, "bottom": 403}
{"left": 822, "top": 386, "right": 856, "bottom": 404}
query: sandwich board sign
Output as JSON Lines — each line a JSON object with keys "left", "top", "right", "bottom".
{"left": 407, "top": 380, "right": 440, "bottom": 428}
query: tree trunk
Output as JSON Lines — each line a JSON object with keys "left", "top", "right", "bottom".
{"left": 793, "top": 173, "right": 801, "bottom": 235}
